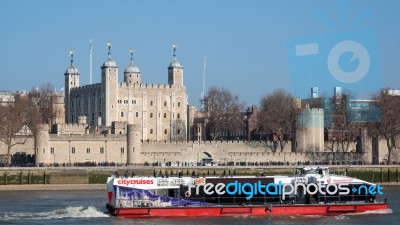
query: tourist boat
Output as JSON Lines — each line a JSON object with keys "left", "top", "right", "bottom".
{"left": 106, "top": 167, "right": 389, "bottom": 218}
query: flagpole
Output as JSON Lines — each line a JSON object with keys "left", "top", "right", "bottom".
{"left": 90, "top": 39, "right": 92, "bottom": 84}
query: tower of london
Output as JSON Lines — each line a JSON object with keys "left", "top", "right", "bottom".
{"left": 64, "top": 43, "right": 187, "bottom": 141}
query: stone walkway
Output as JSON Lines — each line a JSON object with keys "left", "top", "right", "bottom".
{"left": 0, "top": 184, "right": 105, "bottom": 191}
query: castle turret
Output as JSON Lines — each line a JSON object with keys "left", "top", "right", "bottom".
{"left": 124, "top": 48, "right": 141, "bottom": 84}
{"left": 101, "top": 41, "right": 119, "bottom": 127}
{"left": 35, "top": 124, "right": 50, "bottom": 166}
{"left": 51, "top": 94, "right": 65, "bottom": 124}
{"left": 64, "top": 50, "right": 80, "bottom": 123}
{"left": 127, "top": 124, "right": 141, "bottom": 165}
{"left": 168, "top": 43, "right": 183, "bottom": 86}
{"left": 296, "top": 108, "right": 324, "bottom": 152}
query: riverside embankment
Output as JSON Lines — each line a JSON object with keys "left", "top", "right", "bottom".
{"left": 0, "top": 165, "right": 399, "bottom": 191}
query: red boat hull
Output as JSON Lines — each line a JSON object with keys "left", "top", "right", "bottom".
{"left": 106, "top": 203, "right": 389, "bottom": 218}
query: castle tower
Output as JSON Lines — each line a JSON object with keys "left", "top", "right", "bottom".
{"left": 124, "top": 48, "right": 141, "bottom": 84}
{"left": 127, "top": 124, "right": 141, "bottom": 165}
{"left": 35, "top": 124, "right": 50, "bottom": 166}
{"left": 64, "top": 50, "right": 80, "bottom": 123}
{"left": 51, "top": 94, "right": 65, "bottom": 124}
{"left": 168, "top": 43, "right": 183, "bottom": 86}
{"left": 296, "top": 108, "right": 324, "bottom": 152}
{"left": 101, "top": 42, "right": 119, "bottom": 127}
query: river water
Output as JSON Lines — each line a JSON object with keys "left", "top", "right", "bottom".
{"left": 0, "top": 186, "right": 397, "bottom": 225}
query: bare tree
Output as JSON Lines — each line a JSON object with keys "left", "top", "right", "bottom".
{"left": 368, "top": 89, "right": 400, "bottom": 164}
{"left": 204, "top": 86, "right": 246, "bottom": 140}
{"left": 324, "top": 93, "right": 360, "bottom": 163}
{"left": 30, "top": 82, "right": 56, "bottom": 125}
{"left": 257, "top": 89, "right": 296, "bottom": 152}
{"left": 0, "top": 94, "right": 40, "bottom": 164}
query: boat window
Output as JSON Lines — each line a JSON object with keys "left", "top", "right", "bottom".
{"left": 303, "top": 169, "right": 317, "bottom": 175}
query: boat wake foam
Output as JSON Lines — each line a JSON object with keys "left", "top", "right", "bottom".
{"left": 0, "top": 206, "right": 109, "bottom": 220}
{"left": 332, "top": 208, "right": 393, "bottom": 220}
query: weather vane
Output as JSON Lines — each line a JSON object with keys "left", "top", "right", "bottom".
{"left": 172, "top": 43, "right": 177, "bottom": 58}
{"left": 130, "top": 48, "right": 134, "bottom": 64}
{"left": 69, "top": 49, "right": 75, "bottom": 66}
{"left": 107, "top": 41, "right": 112, "bottom": 58}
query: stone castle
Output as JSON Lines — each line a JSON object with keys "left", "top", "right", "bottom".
{"left": 1, "top": 43, "right": 395, "bottom": 166}
{"left": 64, "top": 43, "right": 187, "bottom": 141}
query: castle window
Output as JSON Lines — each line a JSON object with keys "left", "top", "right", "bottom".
{"left": 177, "top": 129, "right": 181, "bottom": 135}
{"left": 86, "top": 148, "right": 91, "bottom": 154}
{"left": 150, "top": 129, "right": 153, "bottom": 134}
{"left": 121, "top": 111, "right": 124, "bottom": 117}
{"left": 150, "top": 113, "right": 153, "bottom": 118}
{"left": 72, "top": 147, "right": 76, "bottom": 154}
{"left": 100, "top": 147, "right": 104, "bottom": 154}
{"left": 164, "top": 129, "right": 167, "bottom": 134}
{"left": 121, "top": 147, "right": 124, "bottom": 154}
{"left": 71, "top": 100, "right": 74, "bottom": 107}
{"left": 50, "top": 147, "right": 54, "bottom": 154}
{"left": 136, "top": 112, "right": 139, "bottom": 117}
{"left": 177, "top": 113, "right": 180, "bottom": 119}
{"left": 164, "top": 113, "right": 167, "bottom": 118}
{"left": 150, "top": 101, "right": 153, "bottom": 106}
{"left": 178, "top": 102, "right": 181, "bottom": 107}
{"left": 164, "top": 101, "right": 167, "bottom": 107}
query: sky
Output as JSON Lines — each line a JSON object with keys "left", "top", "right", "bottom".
{"left": 1, "top": 0, "right": 399, "bottom": 108}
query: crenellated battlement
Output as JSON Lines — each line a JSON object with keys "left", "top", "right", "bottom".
{"left": 70, "top": 83, "right": 101, "bottom": 92}
{"left": 48, "top": 133, "right": 127, "bottom": 141}
{"left": 118, "top": 82, "right": 174, "bottom": 89}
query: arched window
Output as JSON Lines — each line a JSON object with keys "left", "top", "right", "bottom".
{"left": 163, "top": 113, "right": 167, "bottom": 118}
{"left": 177, "top": 113, "right": 180, "bottom": 119}
{"left": 177, "top": 129, "right": 181, "bottom": 135}
{"left": 164, "top": 101, "right": 167, "bottom": 107}
{"left": 150, "top": 129, "right": 153, "bottom": 134}
{"left": 136, "top": 112, "right": 139, "bottom": 117}
{"left": 121, "top": 111, "right": 124, "bottom": 117}
{"left": 150, "top": 113, "right": 153, "bottom": 118}
{"left": 178, "top": 102, "right": 181, "bottom": 107}
{"left": 150, "top": 101, "right": 153, "bottom": 106}
{"left": 164, "top": 129, "right": 167, "bottom": 134}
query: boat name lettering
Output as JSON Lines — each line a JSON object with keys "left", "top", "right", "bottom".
{"left": 117, "top": 179, "right": 154, "bottom": 186}
{"left": 189, "top": 181, "right": 383, "bottom": 200}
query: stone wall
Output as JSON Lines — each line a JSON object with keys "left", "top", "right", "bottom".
{"left": 1, "top": 134, "right": 398, "bottom": 166}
